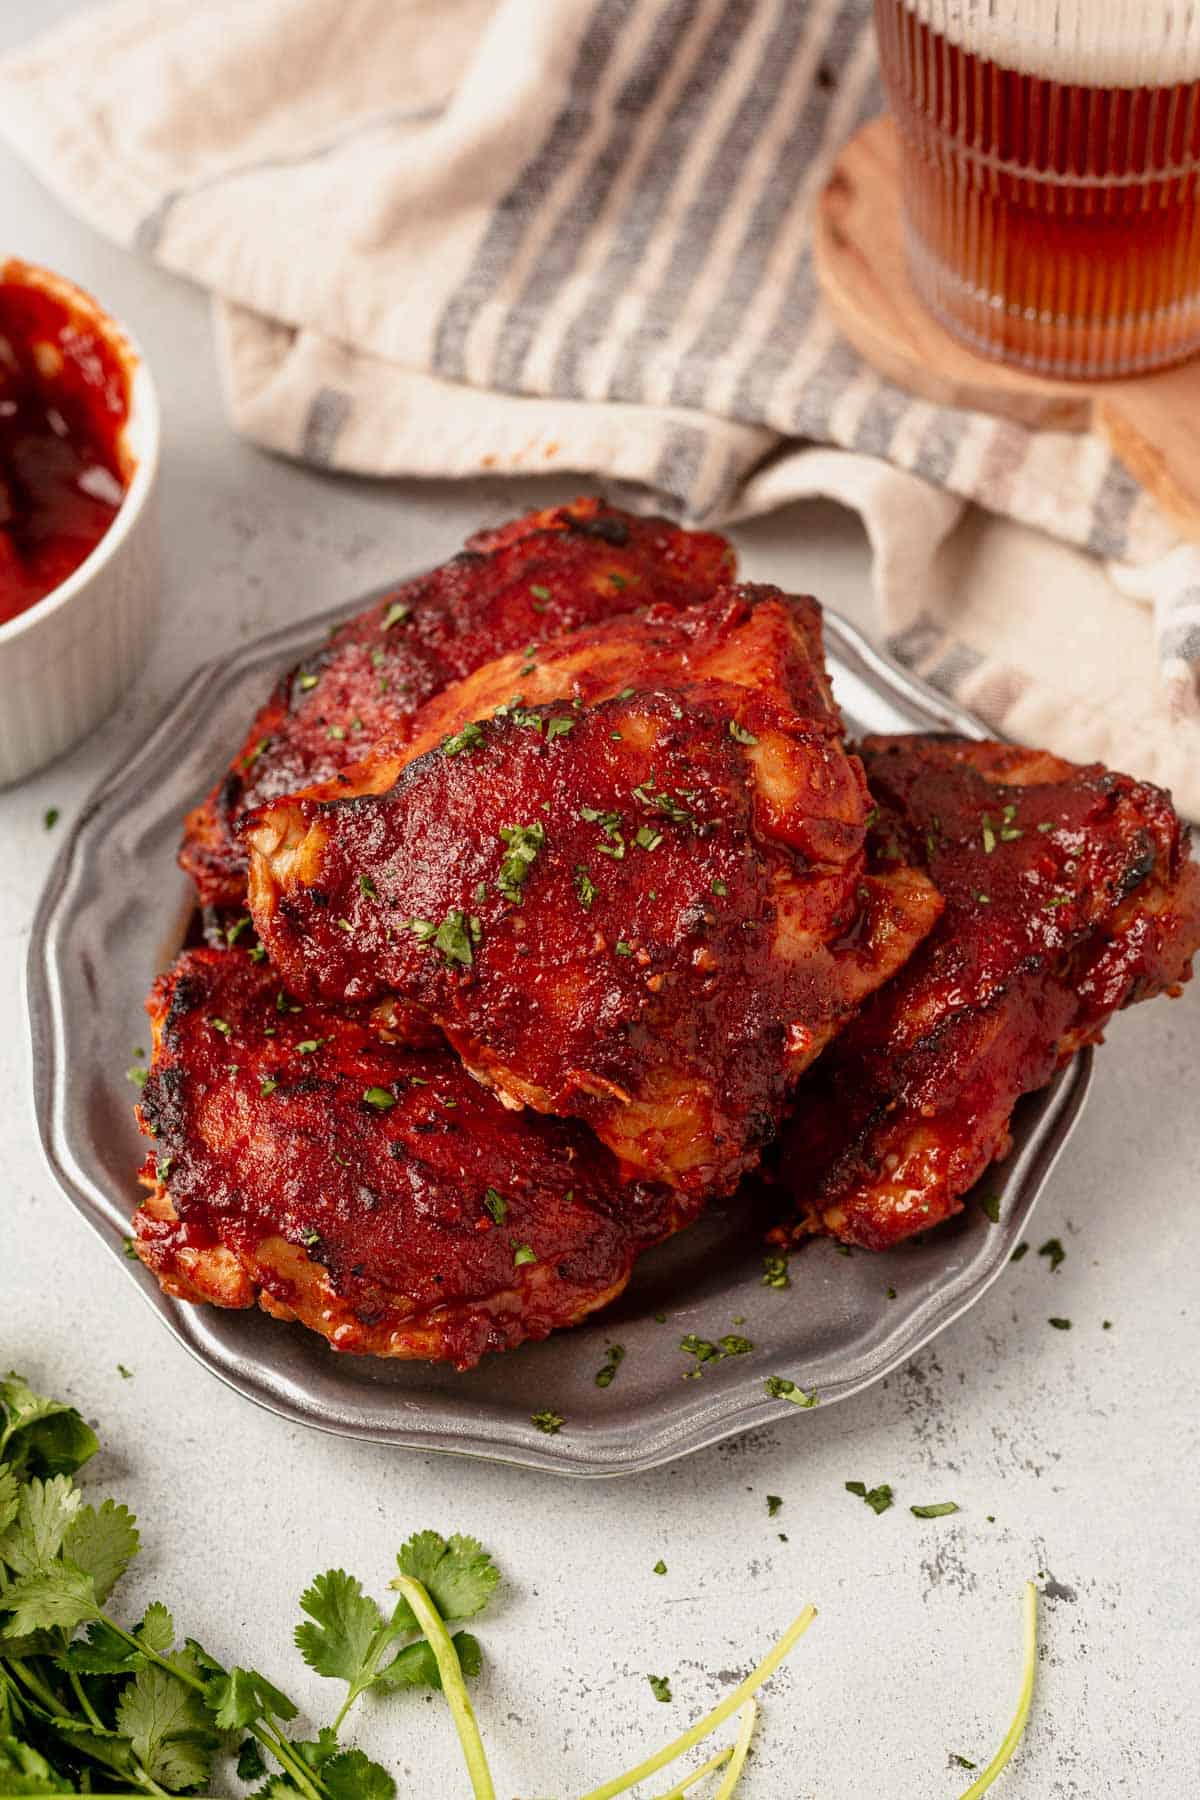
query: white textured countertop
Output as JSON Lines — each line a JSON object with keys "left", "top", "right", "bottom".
{"left": 3, "top": 7, "right": 1198, "bottom": 1794}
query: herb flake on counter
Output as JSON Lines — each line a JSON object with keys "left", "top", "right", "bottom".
{"left": 647, "top": 1674, "right": 673, "bottom": 1704}
{"left": 1048, "top": 1317, "right": 1072, "bottom": 1330}
{"left": 44, "top": 806, "right": 60, "bottom": 829}
{"left": 910, "top": 1502, "right": 960, "bottom": 1519}
{"left": 653, "top": 1560, "right": 667, "bottom": 1576}
{"left": 531, "top": 1409, "right": 563, "bottom": 1435}
{"left": 1010, "top": 1241, "right": 1030, "bottom": 1262}
{"left": 762, "top": 1252, "right": 790, "bottom": 1289}
{"left": 1038, "top": 1237, "right": 1066, "bottom": 1272}
{"left": 846, "top": 1481, "right": 894, "bottom": 1516}
{"left": 979, "top": 1193, "right": 1001, "bottom": 1224}
{"left": 766, "top": 1496, "right": 783, "bottom": 1518}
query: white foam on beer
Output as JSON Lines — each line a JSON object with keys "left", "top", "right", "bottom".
{"left": 901, "top": 0, "right": 1200, "bottom": 85}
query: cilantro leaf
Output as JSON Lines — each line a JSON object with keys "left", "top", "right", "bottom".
{"left": 0, "top": 1376, "right": 98, "bottom": 1479}
{"left": 323, "top": 1748, "right": 397, "bottom": 1798}
{"left": 57, "top": 1617, "right": 144, "bottom": 1675}
{"left": 138, "top": 1601, "right": 176, "bottom": 1656}
{"left": 376, "top": 1631, "right": 481, "bottom": 1691}
{"left": 1, "top": 1563, "right": 99, "bottom": 1636}
{"left": 116, "top": 1663, "right": 217, "bottom": 1792}
{"left": 206, "top": 1665, "right": 298, "bottom": 1730}
{"left": 62, "top": 1498, "right": 139, "bottom": 1602}
{"left": 0, "top": 1469, "right": 18, "bottom": 1539}
{"left": 0, "top": 1737, "right": 72, "bottom": 1793}
{"left": 294, "top": 1569, "right": 385, "bottom": 1684}
{"left": 392, "top": 1533, "right": 499, "bottom": 1623}
{"left": 0, "top": 1476, "right": 81, "bottom": 1575}
{"left": 237, "top": 1737, "right": 268, "bottom": 1781}
{"left": 845, "top": 1481, "right": 894, "bottom": 1516}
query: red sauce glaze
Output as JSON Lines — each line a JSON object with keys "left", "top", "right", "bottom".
{"left": 773, "top": 736, "right": 1200, "bottom": 1249}
{"left": 133, "top": 948, "right": 693, "bottom": 1367}
{"left": 0, "top": 269, "right": 130, "bottom": 626}
{"left": 179, "top": 499, "right": 736, "bottom": 908}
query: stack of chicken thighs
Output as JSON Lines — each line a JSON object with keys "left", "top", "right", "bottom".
{"left": 133, "top": 501, "right": 1200, "bottom": 1367}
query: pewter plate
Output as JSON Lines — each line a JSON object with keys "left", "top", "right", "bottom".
{"left": 26, "top": 588, "right": 1093, "bottom": 1477}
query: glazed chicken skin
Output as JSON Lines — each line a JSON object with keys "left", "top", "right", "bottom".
{"left": 243, "top": 590, "right": 941, "bottom": 1195}
{"left": 180, "top": 499, "right": 735, "bottom": 909}
{"left": 133, "top": 948, "right": 695, "bottom": 1368}
{"left": 772, "top": 736, "right": 1200, "bottom": 1251}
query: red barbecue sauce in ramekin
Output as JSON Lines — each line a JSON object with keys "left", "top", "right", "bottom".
{"left": 0, "top": 263, "right": 131, "bottom": 627}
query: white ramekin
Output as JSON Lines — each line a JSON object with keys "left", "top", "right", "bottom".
{"left": 0, "top": 259, "right": 160, "bottom": 788}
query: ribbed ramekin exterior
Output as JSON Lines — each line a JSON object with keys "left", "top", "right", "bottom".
{"left": 0, "top": 485, "right": 159, "bottom": 787}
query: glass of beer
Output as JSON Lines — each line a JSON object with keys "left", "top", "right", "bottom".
{"left": 874, "top": 0, "right": 1200, "bottom": 377}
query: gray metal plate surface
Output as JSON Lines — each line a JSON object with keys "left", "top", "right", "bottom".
{"left": 26, "top": 589, "right": 1093, "bottom": 1476}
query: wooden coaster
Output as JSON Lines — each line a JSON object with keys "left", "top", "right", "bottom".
{"left": 813, "top": 114, "right": 1200, "bottom": 544}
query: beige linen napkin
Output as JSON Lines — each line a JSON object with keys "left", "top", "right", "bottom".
{"left": 4, "top": 0, "right": 1199, "bottom": 809}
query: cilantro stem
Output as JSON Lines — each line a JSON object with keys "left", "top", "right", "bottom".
{"left": 66, "top": 1666, "right": 106, "bottom": 1732}
{"left": 648, "top": 1744, "right": 732, "bottom": 1797}
{"left": 713, "top": 1701, "right": 756, "bottom": 1799}
{"left": 955, "top": 1584, "right": 1038, "bottom": 1800}
{"left": 576, "top": 1605, "right": 816, "bottom": 1800}
{"left": 391, "top": 1573, "right": 497, "bottom": 1800}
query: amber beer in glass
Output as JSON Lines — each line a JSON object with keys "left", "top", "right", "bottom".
{"left": 874, "top": 0, "right": 1200, "bottom": 377}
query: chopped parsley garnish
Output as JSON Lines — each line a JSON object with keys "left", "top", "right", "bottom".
{"left": 483, "top": 1188, "right": 508, "bottom": 1224}
{"left": 581, "top": 805, "right": 626, "bottom": 859}
{"left": 845, "top": 1481, "right": 894, "bottom": 1516}
{"left": 443, "top": 720, "right": 486, "bottom": 756}
{"left": 981, "top": 813, "right": 997, "bottom": 855}
{"left": 243, "top": 735, "right": 272, "bottom": 768}
{"left": 979, "top": 1193, "right": 1001, "bottom": 1224}
{"left": 225, "top": 914, "right": 251, "bottom": 945}
{"left": 44, "top": 806, "right": 60, "bottom": 830}
{"left": 530, "top": 584, "right": 551, "bottom": 603}
{"left": 209, "top": 1017, "right": 232, "bottom": 1038}
{"left": 595, "top": 1344, "right": 625, "bottom": 1389}
{"left": 975, "top": 891, "right": 991, "bottom": 905}
{"left": 296, "top": 1038, "right": 323, "bottom": 1055}
{"left": 363, "top": 1086, "right": 396, "bottom": 1111}
{"left": 117, "top": 1363, "right": 133, "bottom": 1380}
{"left": 766, "top": 1495, "right": 783, "bottom": 1518}
{"left": 634, "top": 824, "right": 664, "bottom": 851}
{"left": 1043, "top": 895, "right": 1071, "bottom": 911}
{"left": 260, "top": 1078, "right": 279, "bottom": 1097}
{"left": 647, "top": 1675, "right": 672, "bottom": 1704}
{"left": 575, "top": 866, "right": 598, "bottom": 909}
{"left": 614, "top": 939, "right": 633, "bottom": 957}
{"left": 546, "top": 716, "right": 575, "bottom": 742}
{"left": 728, "top": 720, "right": 758, "bottom": 746}
{"left": 381, "top": 600, "right": 411, "bottom": 629}
{"left": 512, "top": 1243, "right": 537, "bottom": 1267}
{"left": 531, "top": 1410, "right": 563, "bottom": 1434}
{"left": 496, "top": 822, "right": 545, "bottom": 903}
{"left": 616, "top": 686, "right": 635, "bottom": 700}
{"left": 406, "top": 910, "right": 476, "bottom": 965}
{"left": 328, "top": 723, "right": 347, "bottom": 740}
{"left": 763, "top": 1376, "right": 817, "bottom": 1408}
{"left": 910, "top": 1502, "right": 960, "bottom": 1519}
{"left": 1048, "top": 1317, "right": 1072, "bottom": 1330}
{"left": 711, "top": 878, "right": 728, "bottom": 897}
{"left": 297, "top": 670, "right": 319, "bottom": 691}
{"left": 301, "top": 1228, "right": 321, "bottom": 1248}
{"left": 359, "top": 872, "right": 379, "bottom": 899}
{"left": 1038, "top": 1237, "right": 1065, "bottom": 1272}
{"left": 762, "top": 1252, "right": 790, "bottom": 1289}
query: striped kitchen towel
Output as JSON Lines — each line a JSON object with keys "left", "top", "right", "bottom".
{"left": 4, "top": 0, "right": 1199, "bottom": 809}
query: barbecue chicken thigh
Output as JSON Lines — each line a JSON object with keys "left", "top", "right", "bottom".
{"left": 180, "top": 498, "right": 734, "bottom": 909}
{"left": 243, "top": 589, "right": 941, "bottom": 1195}
{"left": 772, "top": 736, "right": 1200, "bottom": 1251}
{"left": 133, "top": 949, "right": 695, "bottom": 1367}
